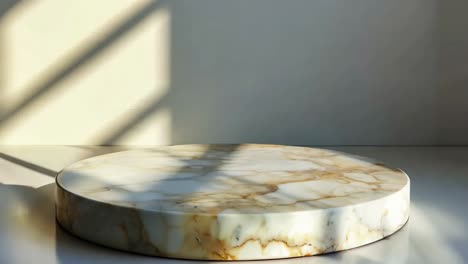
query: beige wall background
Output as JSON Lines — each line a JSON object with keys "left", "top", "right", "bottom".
{"left": 0, "top": 0, "right": 466, "bottom": 145}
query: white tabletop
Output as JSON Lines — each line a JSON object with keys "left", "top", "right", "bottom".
{"left": 0, "top": 146, "right": 467, "bottom": 264}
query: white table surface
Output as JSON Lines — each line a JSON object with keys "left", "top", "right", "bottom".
{"left": 0, "top": 146, "right": 466, "bottom": 264}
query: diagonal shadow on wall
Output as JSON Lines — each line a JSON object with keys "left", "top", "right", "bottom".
{"left": 0, "top": 0, "right": 19, "bottom": 114}
{"left": 0, "top": 0, "right": 166, "bottom": 133}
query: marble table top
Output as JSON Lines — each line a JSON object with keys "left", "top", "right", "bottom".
{"left": 57, "top": 144, "right": 408, "bottom": 214}
{"left": 55, "top": 144, "right": 410, "bottom": 260}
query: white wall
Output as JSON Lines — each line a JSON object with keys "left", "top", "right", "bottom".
{"left": 169, "top": 0, "right": 442, "bottom": 145}
{"left": 0, "top": 0, "right": 466, "bottom": 145}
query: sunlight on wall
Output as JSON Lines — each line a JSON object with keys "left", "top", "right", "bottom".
{"left": 0, "top": 0, "right": 170, "bottom": 145}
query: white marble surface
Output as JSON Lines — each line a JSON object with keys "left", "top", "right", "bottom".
{"left": 56, "top": 145, "right": 409, "bottom": 260}
{"left": 0, "top": 146, "right": 467, "bottom": 263}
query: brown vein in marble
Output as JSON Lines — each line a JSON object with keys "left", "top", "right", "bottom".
{"left": 182, "top": 211, "right": 336, "bottom": 260}
{"left": 181, "top": 215, "right": 315, "bottom": 260}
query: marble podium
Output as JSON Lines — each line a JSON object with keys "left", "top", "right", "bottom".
{"left": 55, "top": 144, "right": 410, "bottom": 260}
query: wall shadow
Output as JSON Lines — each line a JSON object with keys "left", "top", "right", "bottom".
{"left": 165, "top": 0, "right": 441, "bottom": 146}
{"left": 0, "top": 0, "right": 166, "bottom": 130}
{"left": 0, "top": 0, "right": 18, "bottom": 114}
{"left": 436, "top": 0, "right": 468, "bottom": 145}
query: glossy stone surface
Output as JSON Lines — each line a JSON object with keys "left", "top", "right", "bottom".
{"left": 55, "top": 144, "right": 410, "bottom": 260}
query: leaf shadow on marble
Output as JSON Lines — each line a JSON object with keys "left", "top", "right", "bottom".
{"left": 55, "top": 144, "right": 245, "bottom": 262}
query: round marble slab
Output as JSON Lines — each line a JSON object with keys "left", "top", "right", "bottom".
{"left": 55, "top": 144, "right": 410, "bottom": 260}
